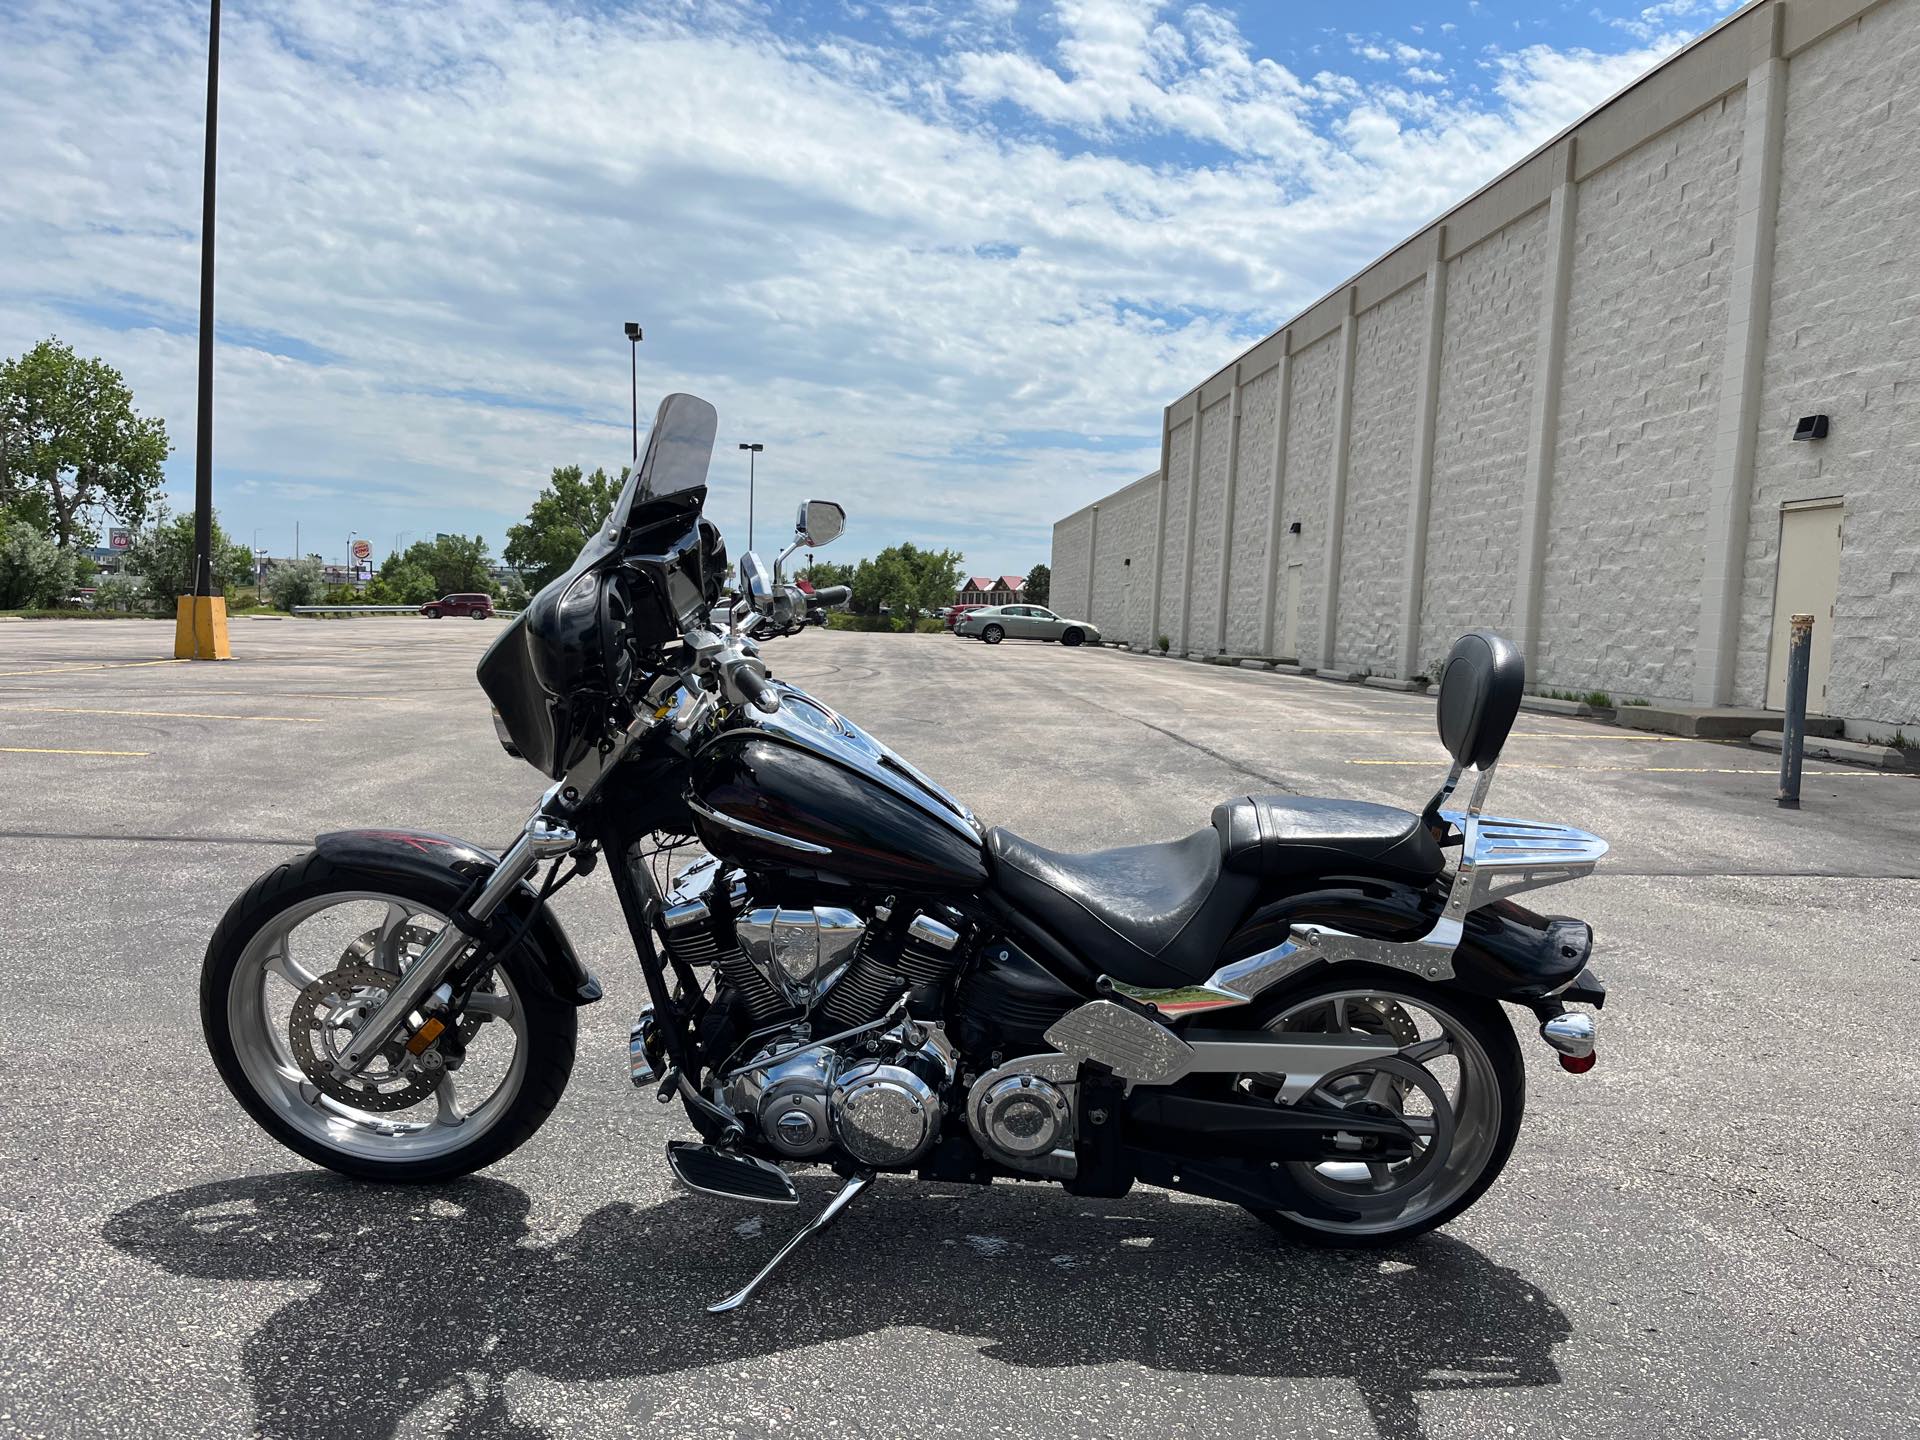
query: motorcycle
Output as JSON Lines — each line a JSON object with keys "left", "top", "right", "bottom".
{"left": 202, "top": 393, "right": 1609, "bottom": 1313}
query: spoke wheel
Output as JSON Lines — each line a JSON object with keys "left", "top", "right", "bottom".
{"left": 202, "top": 852, "right": 576, "bottom": 1182}
{"left": 1238, "top": 973, "right": 1524, "bottom": 1246}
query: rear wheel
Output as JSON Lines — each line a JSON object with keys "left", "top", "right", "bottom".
{"left": 201, "top": 852, "right": 576, "bottom": 1182}
{"left": 982, "top": 624, "right": 1004, "bottom": 645}
{"left": 471, "top": 609, "right": 487, "bottom": 619}
{"left": 1061, "top": 628, "right": 1084, "bottom": 647}
{"left": 1236, "top": 968, "right": 1524, "bottom": 1246}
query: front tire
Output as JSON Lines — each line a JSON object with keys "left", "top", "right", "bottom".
{"left": 982, "top": 624, "right": 1004, "bottom": 645}
{"left": 201, "top": 851, "right": 577, "bottom": 1183}
{"left": 1237, "top": 966, "right": 1525, "bottom": 1247}
{"left": 1061, "top": 628, "right": 1084, "bottom": 647}
{"left": 424, "top": 607, "right": 442, "bottom": 620}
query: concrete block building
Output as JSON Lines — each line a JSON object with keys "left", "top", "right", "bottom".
{"left": 1050, "top": 0, "right": 1920, "bottom": 734}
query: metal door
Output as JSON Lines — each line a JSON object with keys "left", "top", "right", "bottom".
{"left": 1766, "top": 500, "right": 1842, "bottom": 711}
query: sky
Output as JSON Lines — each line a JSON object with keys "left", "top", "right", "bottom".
{"left": 0, "top": 0, "right": 1746, "bottom": 577}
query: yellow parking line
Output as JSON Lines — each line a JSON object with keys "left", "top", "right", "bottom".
{"left": 0, "top": 745, "right": 151, "bottom": 757}
{"left": 1292, "top": 727, "right": 1686, "bottom": 742}
{"left": 1345, "top": 759, "right": 1901, "bottom": 776}
{"left": 0, "top": 658, "right": 190, "bottom": 679}
{"left": 0, "top": 705, "right": 322, "bottom": 723}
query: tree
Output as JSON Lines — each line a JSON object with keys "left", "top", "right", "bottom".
{"left": 0, "top": 516, "right": 79, "bottom": 608}
{"left": 266, "top": 558, "right": 326, "bottom": 611}
{"left": 124, "top": 507, "right": 254, "bottom": 604}
{"left": 0, "top": 338, "right": 170, "bottom": 550}
{"left": 849, "top": 543, "right": 964, "bottom": 619}
{"left": 797, "top": 559, "right": 856, "bottom": 592}
{"left": 364, "top": 551, "right": 437, "bottom": 607}
{"left": 1024, "top": 563, "right": 1050, "bottom": 607}
{"left": 504, "top": 465, "right": 624, "bottom": 591}
{"left": 400, "top": 534, "right": 495, "bottom": 597}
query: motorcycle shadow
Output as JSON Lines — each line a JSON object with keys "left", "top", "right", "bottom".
{"left": 104, "top": 1170, "right": 1569, "bottom": 1440}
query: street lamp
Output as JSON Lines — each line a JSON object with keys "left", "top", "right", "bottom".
{"left": 738, "top": 442, "right": 764, "bottom": 551}
{"left": 347, "top": 529, "right": 357, "bottom": 585}
{"left": 624, "top": 322, "right": 643, "bottom": 462}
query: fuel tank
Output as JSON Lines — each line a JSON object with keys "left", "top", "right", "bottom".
{"left": 686, "top": 685, "right": 987, "bottom": 892}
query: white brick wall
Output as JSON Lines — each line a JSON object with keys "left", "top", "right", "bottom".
{"left": 1090, "top": 474, "right": 1160, "bottom": 642}
{"left": 1734, "top": 0, "right": 1920, "bottom": 725}
{"left": 1055, "top": 0, "right": 1920, "bottom": 724}
{"left": 1282, "top": 335, "right": 1340, "bottom": 666}
{"left": 1226, "top": 367, "right": 1280, "bottom": 654}
{"left": 1419, "top": 212, "right": 1546, "bottom": 672}
{"left": 1049, "top": 508, "right": 1092, "bottom": 628}
{"left": 1336, "top": 281, "right": 1425, "bottom": 675}
{"left": 1535, "top": 92, "right": 1744, "bottom": 700}
{"left": 1186, "top": 394, "right": 1233, "bottom": 651}
{"left": 1157, "top": 418, "right": 1193, "bottom": 649}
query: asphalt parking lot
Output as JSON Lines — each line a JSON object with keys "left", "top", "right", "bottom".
{"left": 1, "top": 618, "right": 1916, "bottom": 1439}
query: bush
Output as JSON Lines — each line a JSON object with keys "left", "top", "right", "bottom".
{"left": 265, "top": 558, "right": 326, "bottom": 612}
{"left": 93, "top": 575, "right": 146, "bottom": 613}
{"left": 0, "top": 518, "right": 79, "bottom": 608}
{"left": 122, "top": 509, "right": 254, "bottom": 604}
{"left": 826, "top": 612, "right": 943, "bottom": 634}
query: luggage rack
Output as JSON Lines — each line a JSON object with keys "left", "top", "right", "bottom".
{"left": 1439, "top": 809, "right": 1610, "bottom": 913}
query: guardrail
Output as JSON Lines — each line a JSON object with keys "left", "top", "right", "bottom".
{"left": 291, "top": 605, "right": 520, "bottom": 616}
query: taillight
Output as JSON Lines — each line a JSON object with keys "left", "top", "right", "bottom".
{"left": 1559, "top": 1051, "right": 1597, "bottom": 1074}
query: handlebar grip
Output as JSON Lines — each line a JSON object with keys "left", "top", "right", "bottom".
{"left": 813, "top": 585, "right": 850, "bottom": 605}
{"left": 720, "top": 652, "right": 780, "bottom": 713}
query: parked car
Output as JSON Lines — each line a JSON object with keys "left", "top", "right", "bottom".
{"left": 944, "top": 603, "right": 988, "bottom": 631}
{"left": 955, "top": 603, "right": 1100, "bottom": 646}
{"left": 421, "top": 592, "right": 494, "bottom": 619}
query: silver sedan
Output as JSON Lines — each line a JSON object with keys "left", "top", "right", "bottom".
{"left": 955, "top": 604, "right": 1101, "bottom": 647}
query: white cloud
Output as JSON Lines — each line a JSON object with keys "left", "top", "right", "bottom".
{"left": 0, "top": 0, "right": 1710, "bottom": 573}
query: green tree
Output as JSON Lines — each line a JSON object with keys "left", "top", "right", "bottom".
{"left": 123, "top": 506, "right": 254, "bottom": 604}
{"left": 401, "top": 534, "right": 495, "bottom": 597}
{"left": 1024, "top": 563, "right": 1050, "bottom": 607}
{"left": 797, "top": 559, "right": 856, "bottom": 592}
{"left": 0, "top": 515, "right": 80, "bottom": 608}
{"left": 265, "top": 558, "right": 326, "bottom": 611}
{"left": 504, "top": 464, "right": 624, "bottom": 591}
{"left": 0, "top": 338, "right": 170, "bottom": 550}
{"left": 849, "top": 543, "right": 964, "bottom": 619}
{"left": 364, "top": 551, "right": 437, "bottom": 607}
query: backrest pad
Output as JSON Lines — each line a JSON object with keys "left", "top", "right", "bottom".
{"left": 1435, "top": 630, "right": 1524, "bottom": 770}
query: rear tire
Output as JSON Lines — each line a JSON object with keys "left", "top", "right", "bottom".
{"left": 982, "top": 624, "right": 1004, "bottom": 645}
{"left": 200, "top": 851, "right": 577, "bottom": 1183}
{"left": 1237, "top": 966, "right": 1525, "bottom": 1247}
{"left": 1061, "top": 628, "right": 1084, "bottom": 647}
{"left": 471, "top": 610, "right": 487, "bottom": 620}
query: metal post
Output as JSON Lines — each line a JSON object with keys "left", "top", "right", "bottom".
{"left": 192, "top": 0, "right": 219, "bottom": 598}
{"left": 1777, "top": 612, "right": 1813, "bottom": 809}
{"left": 748, "top": 447, "right": 755, "bottom": 551}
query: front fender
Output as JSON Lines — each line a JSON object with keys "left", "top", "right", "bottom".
{"left": 312, "top": 828, "right": 601, "bottom": 1006}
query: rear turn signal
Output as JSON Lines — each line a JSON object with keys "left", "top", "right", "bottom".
{"left": 1559, "top": 1051, "right": 1597, "bottom": 1074}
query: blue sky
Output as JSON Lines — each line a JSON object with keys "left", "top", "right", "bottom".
{"left": 0, "top": 0, "right": 1742, "bottom": 575}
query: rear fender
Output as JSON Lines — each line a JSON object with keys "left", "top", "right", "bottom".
{"left": 312, "top": 828, "right": 601, "bottom": 1006}
{"left": 1225, "top": 877, "right": 1601, "bottom": 1008}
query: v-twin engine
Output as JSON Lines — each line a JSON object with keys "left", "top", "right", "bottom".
{"left": 723, "top": 1023, "right": 957, "bottom": 1169}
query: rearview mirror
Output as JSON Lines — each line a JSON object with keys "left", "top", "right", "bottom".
{"left": 796, "top": 500, "right": 846, "bottom": 548}
{"left": 738, "top": 552, "right": 775, "bottom": 613}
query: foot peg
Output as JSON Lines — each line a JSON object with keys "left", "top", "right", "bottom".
{"left": 665, "top": 1140, "right": 798, "bottom": 1205}
{"left": 709, "top": 1172, "right": 872, "bottom": 1314}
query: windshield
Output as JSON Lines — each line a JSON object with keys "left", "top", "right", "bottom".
{"left": 566, "top": 392, "right": 716, "bottom": 577}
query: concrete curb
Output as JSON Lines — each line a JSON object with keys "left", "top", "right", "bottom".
{"left": 1618, "top": 704, "right": 1845, "bottom": 740}
{"left": 1522, "top": 695, "right": 1615, "bottom": 722}
{"left": 1747, "top": 730, "right": 1910, "bottom": 770}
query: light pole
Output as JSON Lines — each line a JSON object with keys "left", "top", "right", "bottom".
{"left": 347, "top": 529, "right": 357, "bottom": 585}
{"left": 624, "top": 322, "right": 643, "bottom": 462}
{"left": 394, "top": 529, "right": 411, "bottom": 555}
{"left": 738, "top": 442, "right": 763, "bottom": 551}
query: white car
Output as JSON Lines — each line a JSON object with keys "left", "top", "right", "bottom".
{"left": 955, "top": 604, "right": 1101, "bottom": 647}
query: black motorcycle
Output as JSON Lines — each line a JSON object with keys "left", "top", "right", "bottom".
{"left": 202, "top": 394, "right": 1609, "bottom": 1312}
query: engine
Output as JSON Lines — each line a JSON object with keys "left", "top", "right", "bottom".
{"left": 722, "top": 1023, "right": 956, "bottom": 1168}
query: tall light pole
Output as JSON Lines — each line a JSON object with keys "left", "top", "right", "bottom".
{"left": 347, "top": 529, "right": 358, "bottom": 584}
{"left": 738, "top": 442, "right": 764, "bottom": 551}
{"left": 624, "top": 322, "right": 643, "bottom": 463}
{"left": 178, "top": 0, "right": 230, "bottom": 658}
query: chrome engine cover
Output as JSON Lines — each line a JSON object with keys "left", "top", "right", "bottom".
{"left": 724, "top": 1044, "right": 839, "bottom": 1159}
{"left": 965, "top": 1054, "right": 1079, "bottom": 1179}
{"left": 827, "top": 1029, "right": 956, "bottom": 1168}
{"left": 737, "top": 907, "right": 866, "bottom": 1008}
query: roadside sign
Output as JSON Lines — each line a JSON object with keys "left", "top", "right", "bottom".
{"left": 350, "top": 539, "right": 372, "bottom": 562}
{"left": 109, "top": 528, "right": 132, "bottom": 550}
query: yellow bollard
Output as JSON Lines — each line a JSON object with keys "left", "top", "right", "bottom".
{"left": 173, "top": 594, "right": 233, "bottom": 660}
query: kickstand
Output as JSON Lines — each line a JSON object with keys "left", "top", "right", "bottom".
{"left": 708, "top": 1171, "right": 873, "bottom": 1314}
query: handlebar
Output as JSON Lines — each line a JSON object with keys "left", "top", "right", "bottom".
{"left": 811, "top": 585, "right": 850, "bottom": 606}
{"left": 718, "top": 649, "right": 780, "bottom": 713}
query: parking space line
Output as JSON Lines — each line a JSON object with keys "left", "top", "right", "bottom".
{"left": 0, "top": 705, "right": 323, "bottom": 724}
{"left": 1290, "top": 726, "right": 1689, "bottom": 742}
{"left": 0, "top": 745, "right": 151, "bottom": 757}
{"left": 0, "top": 658, "right": 189, "bottom": 679}
{"left": 1344, "top": 759, "right": 1904, "bottom": 777}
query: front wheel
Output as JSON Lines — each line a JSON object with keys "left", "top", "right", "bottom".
{"left": 1061, "top": 628, "right": 1085, "bottom": 647}
{"left": 982, "top": 624, "right": 1004, "bottom": 644}
{"left": 424, "top": 607, "right": 442, "bottom": 620}
{"left": 1237, "top": 968, "right": 1525, "bottom": 1246}
{"left": 200, "top": 851, "right": 577, "bottom": 1182}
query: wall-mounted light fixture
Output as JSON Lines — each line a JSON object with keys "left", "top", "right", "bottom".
{"left": 1288, "top": 521, "right": 1302, "bottom": 535}
{"left": 1792, "top": 414, "right": 1829, "bottom": 441}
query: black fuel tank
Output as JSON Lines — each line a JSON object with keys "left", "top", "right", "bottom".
{"left": 687, "top": 695, "right": 986, "bottom": 891}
